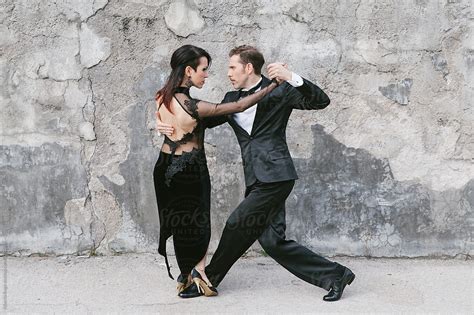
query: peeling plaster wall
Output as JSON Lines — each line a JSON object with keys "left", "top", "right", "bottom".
{"left": 1, "top": 0, "right": 472, "bottom": 258}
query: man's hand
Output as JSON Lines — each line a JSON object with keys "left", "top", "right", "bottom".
{"left": 267, "top": 63, "right": 291, "bottom": 84}
{"left": 155, "top": 111, "right": 174, "bottom": 137}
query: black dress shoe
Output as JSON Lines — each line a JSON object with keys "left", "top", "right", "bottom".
{"left": 323, "top": 267, "right": 355, "bottom": 302}
{"left": 176, "top": 273, "right": 191, "bottom": 295}
{"left": 178, "top": 281, "right": 203, "bottom": 298}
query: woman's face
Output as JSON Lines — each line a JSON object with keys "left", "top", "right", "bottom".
{"left": 188, "top": 56, "right": 209, "bottom": 88}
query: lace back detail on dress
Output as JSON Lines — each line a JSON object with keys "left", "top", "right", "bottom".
{"left": 161, "top": 87, "right": 205, "bottom": 186}
{"left": 163, "top": 147, "right": 203, "bottom": 186}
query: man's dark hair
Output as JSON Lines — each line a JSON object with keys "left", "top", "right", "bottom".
{"left": 229, "top": 45, "right": 265, "bottom": 75}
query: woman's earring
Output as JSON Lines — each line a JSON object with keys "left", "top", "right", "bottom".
{"left": 185, "top": 76, "right": 193, "bottom": 88}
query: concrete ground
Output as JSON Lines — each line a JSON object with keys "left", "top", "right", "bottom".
{"left": 0, "top": 254, "right": 472, "bottom": 314}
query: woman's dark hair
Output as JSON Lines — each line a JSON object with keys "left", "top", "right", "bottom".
{"left": 155, "top": 45, "right": 211, "bottom": 111}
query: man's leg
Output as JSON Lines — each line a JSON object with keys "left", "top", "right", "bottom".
{"left": 206, "top": 180, "right": 295, "bottom": 287}
{"left": 258, "top": 204, "right": 345, "bottom": 291}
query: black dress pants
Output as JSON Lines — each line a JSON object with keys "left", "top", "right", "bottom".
{"left": 206, "top": 179, "right": 344, "bottom": 290}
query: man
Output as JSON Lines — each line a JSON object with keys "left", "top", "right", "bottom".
{"left": 157, "top": 45, "right": 355, "bottom": 301}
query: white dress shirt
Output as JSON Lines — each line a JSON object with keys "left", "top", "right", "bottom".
{"left": 233, "top": 72, "right": 304, "bottom": 134}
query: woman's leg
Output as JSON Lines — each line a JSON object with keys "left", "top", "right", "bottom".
{"left": 193, "top": 158, "right": 213, "bottom": 285}
{"left": 171, "top": 156, "right": 211, "bottom": 277}
{"left": 177, "top": 154, "right": 218, "bottom": 297}
{"left": 154, "top": 152, "right": 175, "bottom": 279}
{"left": 194, "top": 249, "right": 212, "bottom": 286}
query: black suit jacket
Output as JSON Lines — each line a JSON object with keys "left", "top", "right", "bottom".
{"left": 205, "top": 75, "right": 330, "bottom": 187}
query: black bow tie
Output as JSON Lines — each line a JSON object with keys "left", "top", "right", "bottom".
{"left": 238, "top": 80, "right": 263, "bottom": 98}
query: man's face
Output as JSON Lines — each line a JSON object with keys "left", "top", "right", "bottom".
{"left": 227, "top": 54, "right": 250, "bottom": 89}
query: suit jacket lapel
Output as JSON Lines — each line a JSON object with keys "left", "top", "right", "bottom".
{"left": 226, "top": 91, "right": 250, "bottom": 136}
{"left": 250, "top": 76, "right": 271, "bottom": 136}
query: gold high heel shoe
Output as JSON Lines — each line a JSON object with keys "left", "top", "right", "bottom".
{"left": 176, "top": 273, "right": 192, "bottom": 295}
{"left": 191, "top": 268, "right": 218, "bottom": 297}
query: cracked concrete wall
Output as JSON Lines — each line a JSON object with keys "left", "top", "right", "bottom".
{"left": 1, "top": 0, "right": 472, "bottom": 258}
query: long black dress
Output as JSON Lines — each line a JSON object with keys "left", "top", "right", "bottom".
{"left": 153, "top": 82, "right": 277, "bottom": 280}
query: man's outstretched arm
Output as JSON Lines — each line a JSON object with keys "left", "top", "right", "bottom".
{"left": 268, "top": 63, "right": 330, "bottom": 110}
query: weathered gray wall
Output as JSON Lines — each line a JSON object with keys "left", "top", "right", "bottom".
{"left": 1, "top": 0, "right": 472, "bottom": 258}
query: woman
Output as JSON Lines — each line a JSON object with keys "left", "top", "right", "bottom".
{"left": 153, "top": 45, "right": 277, "bottom": 298}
